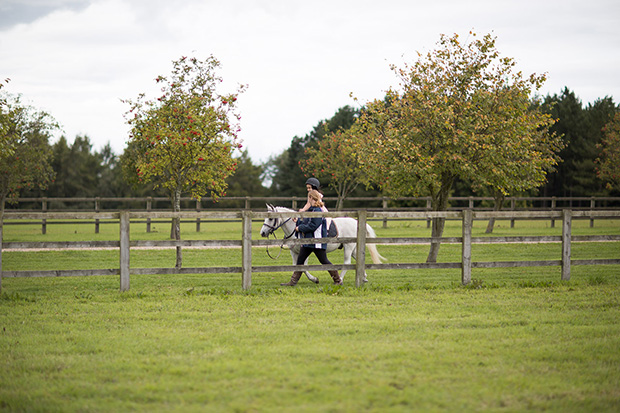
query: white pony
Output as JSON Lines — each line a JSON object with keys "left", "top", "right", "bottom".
{"left": 259, "top": 204, "right": 385, "bottom": 284}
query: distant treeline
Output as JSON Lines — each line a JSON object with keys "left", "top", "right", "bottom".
{"left": 17, "top": 87, "right": 620, "bottom": 206}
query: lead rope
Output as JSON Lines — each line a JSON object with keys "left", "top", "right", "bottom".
{"left": 266, "top": 228, "right": 297, "bottom": 260}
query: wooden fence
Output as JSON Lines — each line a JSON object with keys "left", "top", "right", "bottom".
{"left": 1, "top": 210, "right": 619, "bottom": 293}
{"left": 10, "top": 195, "right": 620, "bottom": 212}
{"left": 6, "top": 196, "right": 620, "bottom": 235}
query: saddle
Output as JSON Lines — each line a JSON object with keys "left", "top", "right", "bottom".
{"left": 327, "top": 220, "right": 338, "bottom": 237}
{"left": 327, "top": 221, "right": 343, "bottom": 249}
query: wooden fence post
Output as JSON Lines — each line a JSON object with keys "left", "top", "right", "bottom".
{"left": 42, "top": 197, "right": 47, "bottom": 235}
{"left": 551, "top": 197, "right": 556, "bottom": 228}
{"left": 95, "top": 197, "right": 100, "bottom": 234}
{"left": 355, "top": 210, "right": 367, "bottom": 288}
{"left": 119, "top": 211, "right": 130, "bottom": 291}
{"left": 382, "top": 197, "right": 388, "bottom": 228}
{"left": 590, "top": 197, "right": 595, "bottom": 228}
{"left": 461, "top": 209, "right": 472, "bottom": 285}
{"left": 241, "top": 210, "right": 253, "bottom": 290}
{"left": 146, "top": 197, "right": 152, "bottom": 233}
{"left": 196, "top": 199, "right": 201, "bottom": 232}
{"left": 510, "top": 198, "right": 516, "bottom": 228}
{"left": 561, "top": 209, "right": 572, "bottom": 281}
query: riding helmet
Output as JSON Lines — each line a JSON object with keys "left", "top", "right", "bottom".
{"left": 306, "top": 177, "right": 320, "bottom": 189}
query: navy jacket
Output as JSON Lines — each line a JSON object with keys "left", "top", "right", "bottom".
{"left": 296, "top": 206, "right": 327, "bottom": 249}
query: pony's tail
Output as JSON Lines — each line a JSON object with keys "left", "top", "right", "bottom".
{"left": 365, "top": 223, "right": 387, "bottom": 264}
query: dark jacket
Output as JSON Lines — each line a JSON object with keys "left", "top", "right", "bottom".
{"left": 296, "top": 206, "right": 327, "bottom": 249}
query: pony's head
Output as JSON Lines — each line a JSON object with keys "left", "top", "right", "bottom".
{"left": 259, "top": 204, "right": 280, "bottom": 238}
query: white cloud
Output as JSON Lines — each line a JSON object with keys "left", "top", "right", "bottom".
{"left": 1, "top": 0, "right": 619, "bottom": 162}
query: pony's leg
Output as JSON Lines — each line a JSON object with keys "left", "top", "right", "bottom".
{"left": 340, "top": 244, "right": 355, "bottom": 283}
{"left": 304, "top": 257, "right": 319, "bottom": 284}
{"left": 291, "top": 250, "right": 318, "bottom": 284}
{"left": 351, "top": 246, "right": 369, "bottom": 283}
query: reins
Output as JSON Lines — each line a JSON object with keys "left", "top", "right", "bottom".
{"left": 265, "top": 218, "right": 296, "bottom": 260}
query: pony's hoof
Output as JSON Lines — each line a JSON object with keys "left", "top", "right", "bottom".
{"left": 313, "top": 278, "right": 319, "bottom": 284}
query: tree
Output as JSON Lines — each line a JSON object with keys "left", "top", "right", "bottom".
{"left": 98, "top": 142, "right": 132, "bottom": 199}
{"left": 122, "top": 55, "right": 245, "bottom": 268}
{"left": 301, "top": 127, "right": 364, "bottom": 210}
{"left": 225, "top": 150, "right": 267, "bottom": 197}
{"left": 354, "top": 32, "right": 562, "bottom": 262}
{"left": 479, "top": 97, "right": 563, "bottom": 233}
{"left": 46, "top": 135, "right": 104, "bottom": 204}
{"left": 266, "top": 135, "right": 307, "bottom": 196}
{"left": 1, "top": 86, "right": 57, "bottom": 292}
{"left": 0, "top": 88, "right": 57, "bottom": 212}
{"left": 540, "top": 90, "right": 617, "bottom": 197}
{"left": 596, "top": 112, "right": 620, "bottom": 191}
{"left": 266, "top": 106, "right": 360, "bottom": 198}
{"left": 540, "top": 89, "right": 586, "bottom": 197}
{"left": 0, "top": 79, "right": 14, "bottom": 157}
{"left": 300, "top": 105, "right": 359, "bottom": 151}
{"left": 581, "top": 97, "right": 618, "bottom": 195}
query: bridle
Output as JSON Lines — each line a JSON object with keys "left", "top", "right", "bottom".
{"left": 262, "top": 216, "right": 293, "bottom": 236}
{"left": 264, "top": 216, "right": 297, "bottom": 260}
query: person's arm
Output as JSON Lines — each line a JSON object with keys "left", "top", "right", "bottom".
{"left": 299, "top": 196, "right": 312, "bottom": 212}
{"left": 296, "top": 216, "right": 321, "bottom": 234}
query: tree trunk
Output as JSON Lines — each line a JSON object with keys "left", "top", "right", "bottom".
{"left": 335, "top": 182, "right": 346, "bottom": 211}
{"left": 172, "top": 189, "right": 182, "bottom": 269}
{"left": 336, "top": 196, "right": 344, "bottom": 211}
{"left": 426, "top": 180, "right": 452, "bottom": 263}
{"left": 427, "top": 214, "right": 445, "bottom": 263}
{"left": 334, "top": 182, "right": 357, "bottom": 211}
{"left": 485, "top": 192, "right": 506, "bottom": 234}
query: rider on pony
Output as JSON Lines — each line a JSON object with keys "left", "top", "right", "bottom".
{"left": 300, "top": 177, "right": 333, "bottom": 233}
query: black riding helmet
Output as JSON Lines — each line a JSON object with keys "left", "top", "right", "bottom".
{"left": 305, "top": 177, "right": 320, "bottom": 189}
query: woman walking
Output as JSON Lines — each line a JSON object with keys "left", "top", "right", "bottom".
{"left": 281, "top": 190, "right": 342, "bottom": 286}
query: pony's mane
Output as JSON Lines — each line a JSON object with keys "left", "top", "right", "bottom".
{"left": 271, "top": 206, "right": 294, "bottom": 212}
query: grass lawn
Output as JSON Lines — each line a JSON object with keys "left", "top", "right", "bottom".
{"left": 1, "top": 217, "right": 619, "bottom": 411}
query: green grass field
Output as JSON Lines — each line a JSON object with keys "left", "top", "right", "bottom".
{"left": 1, "top": 218, "right": 619, "bottom": 412}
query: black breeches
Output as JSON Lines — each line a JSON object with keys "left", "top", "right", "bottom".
{"left": 296, "top": 247, "right": 332, "bottom": 266}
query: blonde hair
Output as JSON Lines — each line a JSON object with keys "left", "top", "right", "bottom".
{"left": 308, "top": 190, "right": 324, "bottom": 207}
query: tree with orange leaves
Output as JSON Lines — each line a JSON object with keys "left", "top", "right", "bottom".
{"left": 122, "top": 55, "right": 245, "bottom": 268}
{"left": 354, "top": 32, "right": 562, "bottom": 262}
{"left": 301, "top": 126, "right": 366, "bottom": 210}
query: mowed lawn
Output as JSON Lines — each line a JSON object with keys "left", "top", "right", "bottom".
{"left": 1, "top": 217, "right": 619, "bottom": 412}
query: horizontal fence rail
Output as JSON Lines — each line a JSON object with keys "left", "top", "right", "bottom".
{"left": 1, "top": 210, "right": 619, "bottom": 292}
{"left": 5, "top": 196, "right": 620, "bottom": 235}
{"left": 9, "top": 195, "right": 620, "bottom": 211}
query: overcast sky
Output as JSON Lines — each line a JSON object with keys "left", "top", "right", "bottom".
{"left": 1, "top": 0, "right": 619, "bottom": 163}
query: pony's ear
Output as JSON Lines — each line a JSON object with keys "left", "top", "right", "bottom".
{"left": 266, "top": 203, "right": 274, "bottom": 211}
